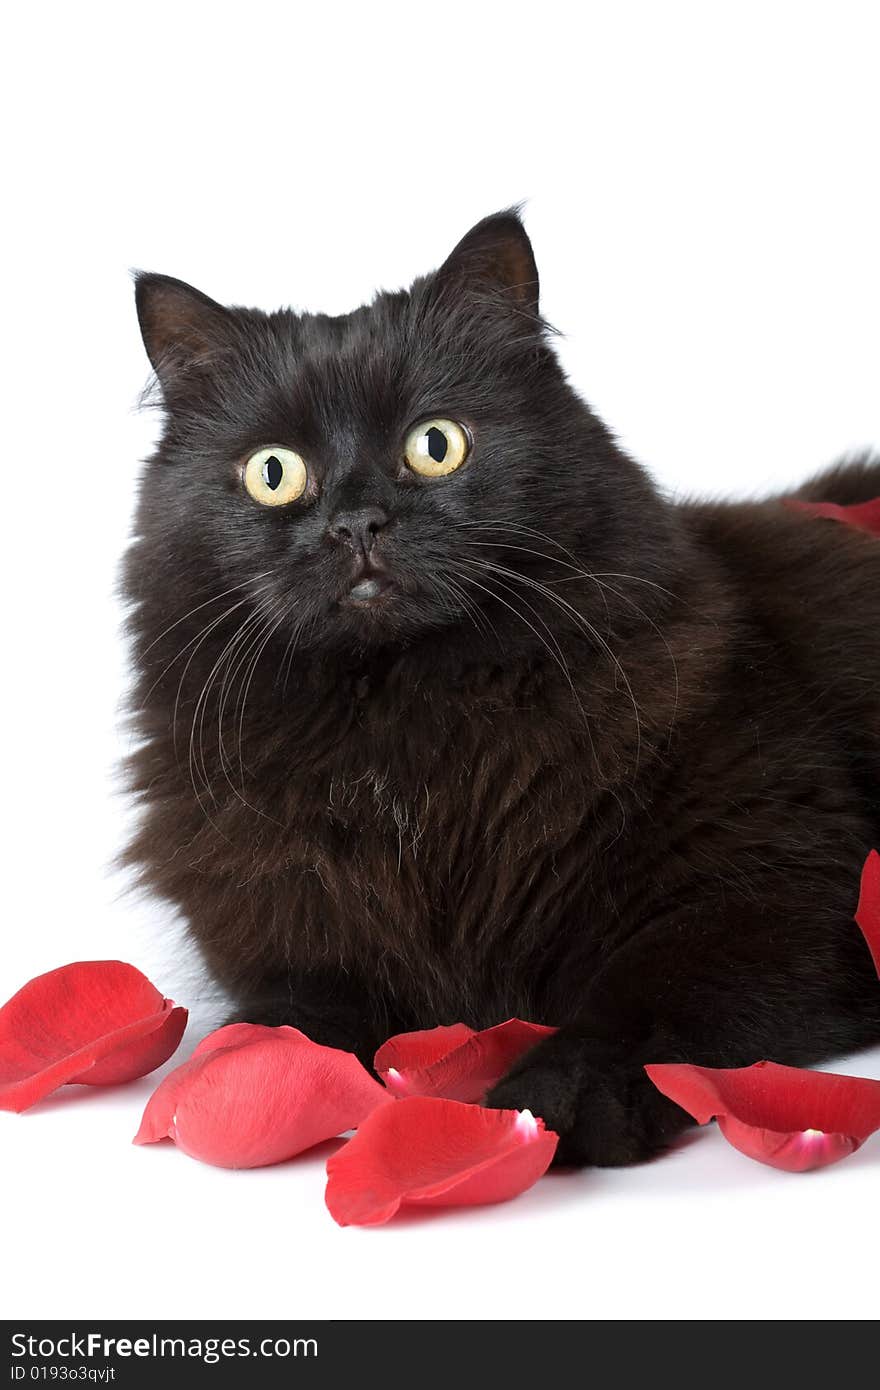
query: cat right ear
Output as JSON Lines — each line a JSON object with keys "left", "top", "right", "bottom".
{"left": 134, "top": 273, "right": 232, "bottom": 392}
{"left": 434, "top": 210, "right": 540, "bottom": 315}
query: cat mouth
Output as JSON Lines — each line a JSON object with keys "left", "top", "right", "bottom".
{"left": 343, "top": 571, "right": 396, "bottom": 607}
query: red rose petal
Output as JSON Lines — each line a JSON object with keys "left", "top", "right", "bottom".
{"left": 132, "top": 1024, "right": 319, "bottom": 1145}
{"left": 715, "top": 1116, "right": 858, "bottom": 1171}
{"left": 131, "top": 1051, "right": 211, "bottom": 1145}
{"left": 134, "top": 1024, "right": 390, "bottom": 1168}
{"left": 786, "top": 497, "right": 880, "bottom": 536}
{"left": 374, "top": 1023, "right": 475, "bottom": 1083}
{"left": 192, "top": 1022, "right": 312, "bottom": 1056}
{"left": 855, "top": 849, "right": 880, "bottom": 977}
{"left": 70, "top": 1006, "right": 187, "bottom": 1086}
{"left": 324, "top": 1096, "right": 559, "bottom": 1226}
{"left": 0, "top": 961, "right": 187, "bottom": 1112}
{"left": 645, "top": 1060, "right": 880, "bottom": 1171}
{"left": 375, "top": 1019, "right": 558, "bottom": 1102}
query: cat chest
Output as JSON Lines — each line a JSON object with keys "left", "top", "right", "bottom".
{"left": 268, "top": 728, "right": 597, "bottom": 975}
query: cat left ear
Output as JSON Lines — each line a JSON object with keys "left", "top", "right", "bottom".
{"left": 134, "top": 272, "right": 232, "bottom": 392}
{"left": 435, "top": 210, "right": 540, "bottom": 314}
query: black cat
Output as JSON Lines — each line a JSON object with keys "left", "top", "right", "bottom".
{"left": 124, "top": 210, "right": 880, "bottom": 1165}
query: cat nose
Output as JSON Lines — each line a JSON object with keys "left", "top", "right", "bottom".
{"left": 327, "top": 506, "right": 390, "bottom": 554}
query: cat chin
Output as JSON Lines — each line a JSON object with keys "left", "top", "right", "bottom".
{"left": 308, "top": 598, "right": 425, "bottom": 649}
{"left": 316, "top": 605, "right": 460, "bottom": 657}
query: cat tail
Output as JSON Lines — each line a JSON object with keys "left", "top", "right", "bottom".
{"left": 793, "top": 452, "right": 880, "bottom": 505}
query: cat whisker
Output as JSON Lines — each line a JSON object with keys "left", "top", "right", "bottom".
{"left": 168, "top": 597, "right": 263, "bottom": 756}
{"left": 138, "top": 572, "right": 274, "bottom": 659}
{"left": 460, "top": 535, "right": 681, "bottom": 745}
{"left": 185, "top": 595, "right": 280, "bottom": 826}
{"left": 198, "top": 596, "right": 283, "bottom": 804}
{"left": 211, "top": 604, "right": 286, "bottom": 815}
{"left": 585, "top": 571, "right": 684, "bottom": 603}
{"left": 448, "top": 560, "right": 596, "bottom": 764}
{"left": 588, "top": 574, "right": 681, "bottom": 743}
{"left": 215, "top": 609, "right": 274, "bottom": 777}
{"left": 458, "top": 534, "right": 613, "bottom": 630}
{"left": 434, "top": 571, "right": 496, "bottom": 644}
{"left": 170, "top": 608, "right": 265, "bottom": 847}
{"left": 457, "top": 518, "right": 589, "bottom": 571}
{"left": 232, "top": 599, "right": 292, "bottom": 787}
{"left": 275, "top": 614, "right": 304, "bottom": 699}
{"left": 457, "top": 556, "right": 644, "bottom": 774}
{"left": 142, "top": 595, "right": 255, "bottom": 710}
{"left": 460, "top": 522, "right": 686, "bottom": 608}
{"left": 454, "top": 558, "right": 636, "bottom": 839}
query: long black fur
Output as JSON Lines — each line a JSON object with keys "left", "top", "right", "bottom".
{"left": 123, "top": 211, "right": 880, "bottom": 1165}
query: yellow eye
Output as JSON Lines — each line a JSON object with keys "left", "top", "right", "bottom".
{"left": 243, "top": 446, "right": 308, "bottom": 506}
{"left": 403, "top": 418, "right": 470, "bottom": 478}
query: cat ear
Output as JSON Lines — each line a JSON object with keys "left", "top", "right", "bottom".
{"left": 435, "top": 210, "right": 539, "bottom": 314}
{"left": 134, "top": 273, "right": 232, "bottom": 391}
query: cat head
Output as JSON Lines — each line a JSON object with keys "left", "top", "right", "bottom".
{"left": 133, "top": 210, "right": 665, "bottom": 659}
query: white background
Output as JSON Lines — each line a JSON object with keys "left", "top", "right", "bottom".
{"left": 2, "top": 1, "right": 879, "bottom": 1322}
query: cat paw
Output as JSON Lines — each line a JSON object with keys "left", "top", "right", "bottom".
{"left": 484, "top": 1035, "right": 689, "bottom": 1167}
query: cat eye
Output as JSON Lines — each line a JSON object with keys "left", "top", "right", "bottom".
{"left": 243, "top": 446, "right": 308, "bottom": 507}
{"left": 403, "top": 418, "right": 470, "bottom": 478}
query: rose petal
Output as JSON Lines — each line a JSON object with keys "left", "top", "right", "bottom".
{"left": 0, "top": 961, "right": 187, "bottom": 1112}
{"left": 855, "top": 849, "right": 880, "bottom": 977}
{"left": 375, "top": 1019, "right": 558, "bottom": 1102}
{"left": 192, "top": 1022, "right": 312, "bottom": 1056}
{"left": 325, "top": 1096, "right": 559, "bottom": 1226}
{"left": 134, "top": 1024, "right": 389, "bottom": 1167}
{"left": 374, "top": 1023, "right": 476, "bottom": 1083}
{"left": 715, "top": 1116, "right": 858, "bottom": 1171}
{"left": 786, "top": 497, "right": 880, "bottom": 536}
{"left": 131, "top": 1051, "right": 213, "bottom": 1145}
{"left": 133, "top": 1024, "right": 322, "bottom": 1147}
{"left": 132, "top": 1022, "right": 324, "bottom": 1154}
{"left": 645, "top": 1060, "right": 880, "bottom": 1171}
{"left": 69, "top": 1006, "right": 187, "bottom": 1086}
